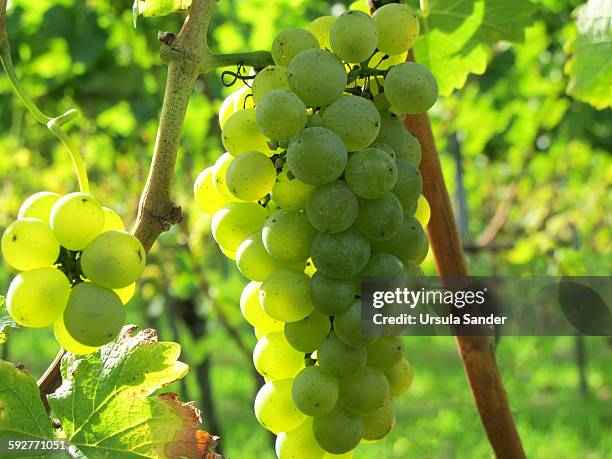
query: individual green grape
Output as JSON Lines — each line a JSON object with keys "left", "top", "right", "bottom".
{"left": 81, "top": 230, "right": 146, "bottom": 289}
{"left": 373, "top": 3, "right": 420, "bottom": 55}
{"left": 292, "top": 366, "right": 339, "bottom": 416}
{"left": 262, "top": 210, "right": 316, "bottom": 262}
{"left": 252, "top": 65, "right": 290, "bottom": 103}
{"left": 313, "top": 405, "right": 363, "bottom": 454}
{"left": 18, "top": 191, "right": 60, "bottom": 223}
{"left": 6, "top": 267, "right": 70, "bottom": 327}
{"left": 345, "top": 148, "right": 398, "bottom": 199}
{"left": 348, "top": 0, "right": 369, "bottom": 13}
{"left": 323, "top": 453, "right": 353, "bottom": 459}
{"left": 317, "top": 333, "right": 367, "bottom": 378}
{"left": 374, "top": 111, "right": 416, "bottom": 162}
{"left": 226, "top": 151, "right": 276, "bottom": 201}
{"left": 307, "top": 113, "right": 325, "bottom": 128}
{"left": 339, "top": 367, "right": 390, "bottom": 415}
{"left": 270, "top": 165, "right": 314, "bottom": 211}
{"left": 63, "top": 282, "right": 125, "bottom": 347}
{"left": 220, "top": 246, "right": 237, "bottom": 260}
{"left": 276, "top": 418, "right": 326, "bottom": 459}
{"left": 373, "top": 92, "right": 391, "bottom": 111}
{"left": 311, "top": 227, "right": 371, "bottom": 279}
{"left": 384, "top": 62, "right": 438, "bottom": 114}
{"left": 310, "top": 272, "right": 357, "bottom": 315}
{"left": 260, "top": 269, "right": 314, "bottom": 322}
{"left": 284, "top": 312, "right": 331, "bottom": 352}
{"left": 334, "top": 301, "right": 379, "bottom": 348}
{"left": 415, "top": 194, "right": 430, "bottom": 225}
{"left": 211, "top": 202, "right": 267, "bottom": 252}
{"left": 371, "top": 216, "right": 427, "bottom": 265}
{"left": 355, "top": 193, "right": 403, "bottom": 241}
{"left": 102, "top": 207, "right": 125, "bottom": 232}
{"left": 194, "top": 166, "right": 230, "bottom": 214}
{"left": 403, "top": 131, "right": 422, "bottom": 165}
{"left": 114, "top": 282, "right": 136, "bottom": 305}
{"left": 255, "top": 379, "right": 306, "bottom": 434}
{"left": 256, "top": 90, "right": 307, "bottom": 141}
{"left": 322, "top": 96, "right": 381, "bottom": 151}
{"left": 308, "top": 16, "right": 335, "bottom": 49}
{"left": 219, "top": 89, "right": 239, "bottom": 128}
{"left": 286, "top": 128, "right": 347, "bottom": 185}
{"left": 240, "top": 281, "right": 284, "bottom": 333}
{"left": 404, "top": 259, "right": 425, "bottom": 277}
{"left": 50, "top": 192, "right": 105, "bottom": 250}
{"left": 236, "top": 233, "right": 287, "bottom": 282}
{"left": 392, "top": 159, "right": 423, "bottom": 214}
{"left": 253, "top": 331, "right": 304, "bottom": 380}
{"left": 212, "top": 152, "right": 239, "bottom": 200}
{"left": 272, "top": 28, "right": 319, "bottom": 67}
{"left": 362, "top": 400, "right": 396, "bottom": 441}
{"left": 222, "top": 108, "right": 272, "bottom": 156}
{"left": 330, "top": 10, "right": 378, "bottom": 63}
{"left": 54, "top": 315, "right": 99, "bottom": 355}
{"left": 384, "top": 358, "right": 414, "bottom": 398}
{"left": 369, "top": 142, "right": 396, "bottom": 161}
{"left": 1, "top": 219, "right": 60, "bottom": 271}
{"left": 306, "top": 181, "right": 358, "bottom": 234}
{"left": 360, "top": 252, "right": 405, "bottom": 281}
{"left": 288, "top": 49, "right": 347, "bottom": 107}
{"left": 411, "top": 234, "right": 429, "bottom": 265}
{"left": 366, "top": 336, "right": 405, "bottom": 370}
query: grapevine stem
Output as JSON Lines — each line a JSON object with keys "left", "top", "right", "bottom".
{"left": 0, "top": 0, "right": 89, "bottom": 193}
{"left": 47, "top": 113, "right": 90, "bottom": 193}
{"left": 419, "top": 0, "right": 430, "bottom": 17}
{"left": 132, "top": 0, "right": 216, "bottom": 251}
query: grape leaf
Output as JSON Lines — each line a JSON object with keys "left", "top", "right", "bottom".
{"left": 0, "top": 296, "right": 18, "bottom": 344}
{"left": 48, "top": 326, "right": 221, "bottom": 459}
{"left": 415, "top": 0, "right": 536, "bottom": 95}
{"left": 564, "top": 0, "right": 612, "bottom": 109}
{"left": 133, "top": 0, "right": 193, "bottom": 26}
{"left": 0, "top": 361, "right": 57, "bottom": 443}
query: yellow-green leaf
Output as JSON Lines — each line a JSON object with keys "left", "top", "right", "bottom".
{"left": 564, "top": 0, "right": 612, "bottom": 109}
{"left": 416, "top": 0, "right": 536, "bottom": 95}
{"left": 48, "top": 326, "right": 221, "bottom": 458}
{"left": 0, "top": 361, "right": 56, "bottom": 442}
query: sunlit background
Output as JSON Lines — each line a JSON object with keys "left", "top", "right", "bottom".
{"left": 0, "top": 0, "right": 610, "bottom": 458}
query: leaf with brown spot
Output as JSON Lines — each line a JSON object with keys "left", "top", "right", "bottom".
{"left": 48, "top": 326, "right": 222, "bottom": 458}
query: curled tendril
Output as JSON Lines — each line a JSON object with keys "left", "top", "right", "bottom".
{"left": 221, "top": 63, "right": 256, "bottom": 88}
{"left": 243, "top": 92, "right": 253, "bottom": 109}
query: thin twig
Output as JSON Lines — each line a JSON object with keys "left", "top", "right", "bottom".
{"left": 474, "top": 148, "right": 537, "bottom": 247}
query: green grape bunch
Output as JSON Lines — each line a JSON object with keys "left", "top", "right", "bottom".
{"left": 1, "top": 190, "right": 146, "bottom": 355}
{"left": 194, "top": 3, "right": 435, "bottom": 458}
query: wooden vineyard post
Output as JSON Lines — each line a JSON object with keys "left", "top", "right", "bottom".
{"left": 402, "top": 51, "right": 527, "bottom": 458}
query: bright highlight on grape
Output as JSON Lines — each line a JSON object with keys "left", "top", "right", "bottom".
{"left": 193, "top": 4, "right": 436, "bottom": 456}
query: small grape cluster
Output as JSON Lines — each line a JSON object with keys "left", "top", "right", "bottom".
{"left": 195, "top": 4, "right": 434, "bottom": 458}
{"left": 1, "top": 191, "right": 146, "bottom": 354}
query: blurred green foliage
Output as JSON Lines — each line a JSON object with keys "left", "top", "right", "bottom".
{"left": 0, "top": 0, "right": 610, "bottom": 458}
